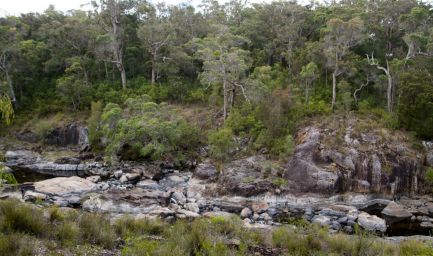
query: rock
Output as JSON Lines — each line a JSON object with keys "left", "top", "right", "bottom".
{"left": 23, "top": 191, "right": 47, "bottom": 202}
{"left": 44, "top": 123, "right": 88, "bottom": 146}
{"left": 33, "top": 176, "right": 97, "bottom": 196}
{"left": 381, "top": 201, "right": 413, "bottom": 224}
{"left": 319, "top": 208, "right": 346, "bottom": 218}
{"left": 202, "top": 211, "right": 235, "bottom": 218}
{"left": 240, "top": 208, "right": 252, "bottom": 218}
{"left": 252, "top": 201, "right": 269, "bottom": 214}
{"left": 176, "top": 209, "right": 200, "bottom": 218}
{"left": 114, "top": 170, "right": 123, "bottom": 179}
{"left": 54, "top": 157, "right": 81, "bottom": 165}
{"left": 172, "top": 192, "right": 187, "bottom": 205}
{"left": 136, "top": 179, "right": 160, "bottom": 190}
{"left": 357, "top": 212, "right": 387, "bottom": 233}
{"left": 260, "top": 212, "right": 272, "bottom": 222}
{"left": 331, "top": 221, "right": 342, "bottom": 230}
{"left": 5, "top": 150, "right": 39, "bottom": 166}
{"left": 195, "top": 162, "right": 218, "bottom": 181}
{"left": 312, "top": 215, "right": 331, "bottom": 226}
{"left": 252, "top": 213, "right": 260, "bottom": 221}
{"left": 18, "top": 162, "right": 88, "bottom": 177}
{"left": 358, "top": 199, "right": 391, "bottom": 214}
{"left": 86, "top": 175, "right": 101, "bottom": 183}
{"left": 185, "top": 202, "right": 200, "bottom": 213}
{"left": 125, "top": 172, "right": 141, "bottom": 182}
{"left": 119, "top": 175, "right": 128, "bottom": 183}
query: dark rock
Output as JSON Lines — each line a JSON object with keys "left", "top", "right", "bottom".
{"left": 195, "top": 162, "right": 218, "bottom": 181}
{"left": 54, "top": 157, "right": 81, "bottom": 165}
{"left": 381, "top": 201, "right": 413, "bottom": 224}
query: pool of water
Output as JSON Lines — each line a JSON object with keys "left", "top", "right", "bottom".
{"left": 12, "top": 168, "right": 56, "bottom": 183}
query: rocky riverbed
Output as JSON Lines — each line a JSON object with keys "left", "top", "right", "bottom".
{"left": 1, "top": 122, "right": 433, "bottom": 238}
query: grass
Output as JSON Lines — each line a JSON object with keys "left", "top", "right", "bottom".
{"left": 0, "top": 199, "right": 432, "bottom": 255}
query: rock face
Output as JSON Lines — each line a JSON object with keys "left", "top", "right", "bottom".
{"left": 219, "top": 156, "right": 275, "bottom": 197}
{"left": 283, "top": 124, "right": 424, "bottom": 195}
{"left": 15, "top": 123, "right": 89, "bottom": 147}
{"left": 5, "top": 150, "right": 104, "bottom": 177}
{"left": 283, "top": 127, "right": 339, "bottom": 193}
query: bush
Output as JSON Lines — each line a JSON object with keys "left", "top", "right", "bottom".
{"left": 100, "top": 96, "right": 202, "bottom": 164}
{"left": 55, "top": 222, "right": 79, "bottom": 246}
{"left": 114, "top": 216, "right": 166, "bottom": 239}
{"left": 0, "top": 233, "right": 34, "bottom": 256}
{"left": 78, "top": 213, "right": 116, "bottom": 249}
{"left": 88, "top": 101, "right": 103, "bottom": 149}
{"left": 0, "top": 199, "right": 45, "bottom": 236}
{"left": 424, "top": 167, "right": 433, "bottom": 187}
{"left": 208, "top": 128, "right": 235, "bottom": 162}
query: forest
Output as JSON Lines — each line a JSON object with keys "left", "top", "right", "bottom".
{"left": 0, "top": 0, "right": 431, "bottom": 141}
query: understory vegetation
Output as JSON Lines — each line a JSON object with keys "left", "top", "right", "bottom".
{"left": 0, "top": 199, "right": 432, "bottom": 256}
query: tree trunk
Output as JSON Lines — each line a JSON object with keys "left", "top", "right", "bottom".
{"left": 331, "top": 69, "right": 337, "bottom": 110}
{"left": 223, "top": 76, "right": 228, "bottom": 121}
{"left": 104, "top": 62, "right": 109, "bottom": 81}
{"left": 385, "top": 60, "right": 393, "bottom": 113}
{"left": 120, "top": 66, "right": 127, "bottom": 90}
{"left": 151, "top": 57, "right": 156, "bottom": 85}
{"left": 305, "top": 82, "right": 309, "bottom": 106}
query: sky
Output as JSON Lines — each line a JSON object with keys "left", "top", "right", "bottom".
{"left": 0, "top": 0, "right": 279, "bottom": 16}
{"left": 1, "top": 0, "right": 432, "bottom": 16}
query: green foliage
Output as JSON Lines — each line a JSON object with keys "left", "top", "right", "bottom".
{"left": 0, "top": 233, "right": 34, "bottom": 256}
{"left": 55, "top": 222, "right": 79, "bottom": 246}
{"left": 88, "top": 101, "right": 103, "bottom": 149}
{"left": 398, "top": 70, "right": 433, "bottom": 139}
{"left": 0, "top": 94, "right": 14, "bottom": 126}
{"left": 0, "top": 199, "right": 46, "bottom": 236}
{"left": 424, "top": 168, "right": 433, "bottom": 187}
{"left": 78, "top": 213, "right": 116, "bottom": 249}
{"left": 101, "top": 96, "right": 201, "bottom": 164}
{"left": 226, "top": 106, "right": 263, "bottom": 136}
{"left": 114, "top": 215, "right": 166, "bottom": 239}
{"left": 208, "top": 127, "right": 235, "bottom": 162}
{"left": 0, "top": 169, "right": 17, "bottom": 187}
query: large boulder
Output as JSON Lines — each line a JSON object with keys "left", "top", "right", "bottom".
{"left": 33, "top": 176, "right": 97, "bottom": 196}
{"left": 381, "top": 201, "right": 413, "bottom": 224}
{"left": 357, "top": 212, "right": 387, "bottom": 233}
{"left": 194, "top": 162, "right": 218, "bottom": 181}
{"left": 44, "top": 123, "right": 89, "bottom": 146}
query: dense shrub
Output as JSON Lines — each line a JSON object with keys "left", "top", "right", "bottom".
{"left": 78, "top": 213, "right": 116, "bottom": 249}
{"left": 398, "top": 70, "right": 433, "bottom": 139}
{"left": 208, "top": 127, "right": 235, "bottom": 162}
{"left": 0, "top": 199, "right": 45, "bottom": 236}
{"left": 100, "top": 96, "right": 202, "bottom": 164}
{"left": 87, "top": 101, "right": 103, "bottom": 149}
{"left": 0, "top": 233, "right": 34, "bottom": 256}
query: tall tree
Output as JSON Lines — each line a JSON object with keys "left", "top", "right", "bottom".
{"left": 95, "top": 0, "right": 139, "bottom": 89}
{"left": 194, "top": 25, "right": 250, "bottom": 120}
{"left": 138, "top": 4, "right": 171, "bottom": 85}
{"left": 300, "top": 61, "right": 319, "bottom": 106}
{"left": 323, "top": 17, "right": 364, "bottom": 110}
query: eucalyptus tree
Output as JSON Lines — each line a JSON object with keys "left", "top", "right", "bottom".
{"left": 194, "top": 25, "right": 251, "bottom": 120}
{"left": 300, "top": 61, "right": 319, "bottom": 106}
{"left": 138, "top": 4, "right": 172, "bottom": 85}
{"left": 323, "top": 17, "right": 364, "bottom": 110}
{"left": 93, "top": 0, "right": 142, "bottom": 89}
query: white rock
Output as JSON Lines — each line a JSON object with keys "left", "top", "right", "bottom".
{"left": 357, "top": 212, "right": 386, "bottom": 233}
